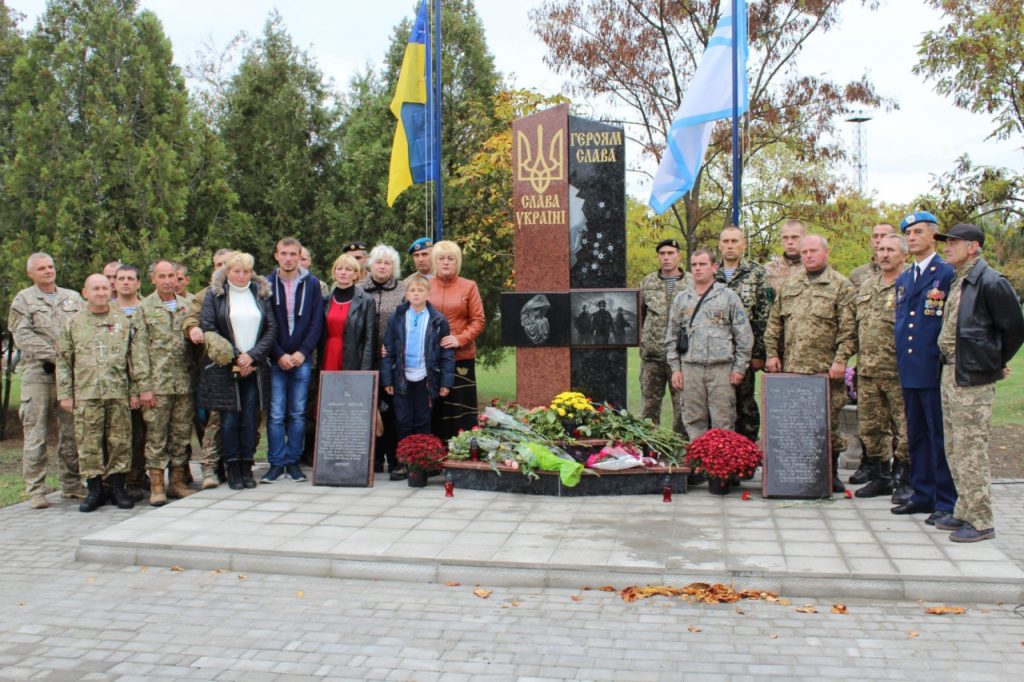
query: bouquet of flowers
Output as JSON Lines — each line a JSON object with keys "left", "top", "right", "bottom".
{"left": 396, "top": 434, "right": 447, "bottom": 471}
{"left": 685, "top": 429, "right": 762, "bottom": 480}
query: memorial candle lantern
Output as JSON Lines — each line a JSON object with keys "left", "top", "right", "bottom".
{"left": 469, "top": 437, "right": 481, "bottom": 462}
{"left": 662, "top": 475, "right": 672, "bottom": 503}
{"left": 444, "top": 470, "right": 454, "bottom": 498}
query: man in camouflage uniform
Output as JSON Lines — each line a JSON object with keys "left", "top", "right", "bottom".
{"left": 765, "top": 234, "right": 856, "bottom": 493}
{"left": 113, "top": 264, "right": 148, "bottom": 500}
{"left": 764, "top": 219, "right": 806, "bottom": 297}
{"left": 8, "top": 253, "right": 85, "bottom": 508}
{"left": 848, "top": 222, "right": 896, "bottom": 289}
{"left": 57, "top": 274, "right": 141, "bottom": 512}
{"left": 133, "top": 260, "right": 197, "bottom": 506}
{"left": 933, "top": 224, "right": 1024, "bottom": 542}
{"left": 850, "top": 233, "right": 909, "bottom": 498}
{"left": 715, "top": 226, "right": 773, "bottom": 442}
{"left": 666, "top": 249, "right": 753, "bottom": 441}
{"left": 173, "top": 262, "right": 193, "bottom": 299}
{"left": 639, "top": 239, "right": 693, "bottom": 433}
{"left": 184, "top": 248, "right": 233, "bottom": 488}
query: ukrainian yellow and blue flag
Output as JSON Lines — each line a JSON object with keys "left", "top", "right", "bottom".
{"left": 387, "top": 1, "right": 437, "bottom": 206}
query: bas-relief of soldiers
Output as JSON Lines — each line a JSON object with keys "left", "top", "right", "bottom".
{"left": 7, "top": 219, "right": 1023, "bottom": 546}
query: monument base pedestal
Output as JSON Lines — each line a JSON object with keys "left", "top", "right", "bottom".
{"left": 443, "top": 460, "right": 689, "bottom": 497}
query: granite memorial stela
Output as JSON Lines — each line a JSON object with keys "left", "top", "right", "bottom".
{"left": 507, "top": 104, "right": 633, "bottom": 407}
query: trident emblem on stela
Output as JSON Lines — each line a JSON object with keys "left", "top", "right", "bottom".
{"left": 517, "top": 125, "right": 565, "bottom": 195}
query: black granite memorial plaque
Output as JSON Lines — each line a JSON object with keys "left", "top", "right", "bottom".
{"left": 761, "top": 374, "right": 831, "bottom": 498}
{"left": 313, "top": 371, "right": 378, "bottom": 487}
{"left": 500, "top": 292, "right": 571, "bottom": 347}
{"left": 569, "top": 289, "right": 639, "bottom": 346}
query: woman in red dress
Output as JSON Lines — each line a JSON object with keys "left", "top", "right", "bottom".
{"left": 321, "top": 254, "right": 376, "bottom": 372}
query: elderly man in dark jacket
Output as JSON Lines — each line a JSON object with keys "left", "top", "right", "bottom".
{"left": 933, "top": 224, "right": 1024, "bottom": 543}
{"left": 197, "top": 254, "right": 277, "bottom": 490}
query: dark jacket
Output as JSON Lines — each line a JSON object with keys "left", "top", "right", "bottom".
{"left": 320, "top": 285, "right": 377, "bottom": 371}
{"left": 381, "top": 301, "right": 455, "bottom": 400}
{"left": 197, "top": 270, "right": 277, "bottom": 412}
{"left": 267, "top": 268, "right": 324, "bottom": 360}
{"left": 895, "top": 254, "right": 954, "bottom": 389}
{"left": 951, "top": 257, "right": 1024, "bottom": 386}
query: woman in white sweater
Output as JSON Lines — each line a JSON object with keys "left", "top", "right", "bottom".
{"left": 197, "top": 252, "right": 277, "bottom": 490}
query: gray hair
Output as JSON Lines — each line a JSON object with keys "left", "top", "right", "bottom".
{"left": 366, "top": 244, "right": 402, "bottom": 279}
{"left": 801, "top": 234, "right": 829, "bottom": 250}
{"left": 880, "top": 233, "right": 909, "bottom": 253}
{"left": 26, "top": 252, "right": 53, "bottom": 271}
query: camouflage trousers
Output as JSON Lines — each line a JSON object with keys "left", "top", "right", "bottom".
{"left": 827, "top": 378, "right": 848, "bottom": 456}
{"left": 734, "top": 366, "right": 759, "bottom": 443}
{"left": 857, "top": 375, "right": 908, "bottom": 463}
{"left": 143, "top": 393, "right": 194, "bottom": 470}
{"left": 941, "top": 367, "right": 995, "bottom": 530}
{"left": 201, "top": 410, "right": 221, "bottom": 464}
{"left": 19, "top": 381, "right": 79, "bottom": 495}
{"left": 640, "top": 358, "right": 683, "bottom": 434}
{"left": 74, "top": 399, "right": 131, "bottom": 480}
{"left": 681, "top": 362, "right": 736, "bottom": 442}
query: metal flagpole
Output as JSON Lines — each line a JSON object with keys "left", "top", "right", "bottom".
{"left": 730, "top": 0, "right": 741, "bottom": 227}
{"left": 432, "top": 0, "right": 444, "bottom": 242}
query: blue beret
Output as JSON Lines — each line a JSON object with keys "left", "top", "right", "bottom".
{"left": 408, "top": 237, "right": 433, "bottom": 254}
{"left": 899, "top": 211, "right": 938, "bottom": 232}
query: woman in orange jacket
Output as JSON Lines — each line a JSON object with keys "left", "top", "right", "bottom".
{"left": 428, "top": 240, "right": 486, "bottom": 442}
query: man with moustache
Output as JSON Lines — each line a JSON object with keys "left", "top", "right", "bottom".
{"left": 848, "top": 222, "right": 896, "bottom": 289}
{"left": 409, "top": 237, "right": 434, "bottom": 277}
{"left": 849, "top": 233, "right": 910, "bottom": 498}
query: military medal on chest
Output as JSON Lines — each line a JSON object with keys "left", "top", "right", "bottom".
{"left": 924, "top": 285, "right": 945, "bottom": 316}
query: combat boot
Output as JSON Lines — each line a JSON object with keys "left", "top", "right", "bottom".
{"left": 79, "top": 477, "right": 106, "bottom": 513}
{"left": 855, "top": 460, "right": 893, "bottom": 498}
{"left": 149, "top": 468, "right": 168, "bottom": 506}
{"left": 225, "top": 461, "right": 244, "bottom": 490}
{"left": 240, "top": 460, "right": 257, "bottom": 489}
{"left": 167, "top": 466, "right": 195, "bottom": 499}
{"left": 891, "top": 460, "right": 913, "bottom": 505}
{"left": 108, "top": 473, "right": 135, "bottom": 509}
{"left": 201, "top": 464, "right": 219, "bottom": 490}
{"left": 831, "top": 451, "right": 845, "bottom": 493}
{"left": 848, "top": 454, "right": 873, "bottom": 485}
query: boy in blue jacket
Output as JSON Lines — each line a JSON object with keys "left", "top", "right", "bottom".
{"left": 382, "top": 274, "right": 456, "bottom": 442}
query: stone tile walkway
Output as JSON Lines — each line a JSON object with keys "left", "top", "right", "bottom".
{"left": 3, "top": 474, "right": 1024, "bottom": 680}
{"left": 76, "top": 469, "right": 1024, "bottom": 603}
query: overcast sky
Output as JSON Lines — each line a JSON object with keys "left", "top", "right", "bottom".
{"left": 8, "top": 0, "right": 1021, "bottom": 206}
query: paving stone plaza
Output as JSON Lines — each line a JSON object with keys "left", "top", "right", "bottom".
{"left": 3, "top": 466, "right": 1024, "bottom": 680}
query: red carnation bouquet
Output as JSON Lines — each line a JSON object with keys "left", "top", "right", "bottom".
{"left": 396, "top": 434, "right": 447, "bottom": 471}
{"left": 685, "top": 429, "right": 762, "bottom": 480}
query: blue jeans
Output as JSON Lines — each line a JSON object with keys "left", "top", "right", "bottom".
{"left": 221, "top": 376, "right": 259, "bottom": 463}
{"left": 267, "top": 358, "right": 312, "bottom": 467}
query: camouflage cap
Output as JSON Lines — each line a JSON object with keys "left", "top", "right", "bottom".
{"left": 204, "top": 331, "right": 236, "bottom": 366}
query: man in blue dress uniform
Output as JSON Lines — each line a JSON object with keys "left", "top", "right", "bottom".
{"left": 891, "top": 211, "right": 957, "bottom": 520}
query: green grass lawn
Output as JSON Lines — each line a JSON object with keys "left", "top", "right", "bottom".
{"left": 478, "top": 347, "right": 1024, "bottom": 427}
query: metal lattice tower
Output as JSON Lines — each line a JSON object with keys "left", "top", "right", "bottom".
{"left": 846, "top": 112, "right": 872, "bottom": 195}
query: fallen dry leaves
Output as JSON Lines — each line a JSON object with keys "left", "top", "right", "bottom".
{"left": 473, "top": 587, "right": 493, "bottom": 599}
{"left": 907, "top": 631, "right": 920, "bottom": 639}
{"left": 794, "top": 604, "right": 818, "bottom": 614}
{"left": 688, "top": 625, "right": 702, "bottom": 633}
{"left": 619, "top": 582, "right": 779, "bottom": 605}
{"left": 444, "top": 581, "right": 461, "bottom": 587}
{"left": 769, "top": 632, "right": 778, "bottom": 639}
{"left": 168, "top": 565, "right": 184, "bottom": 572}
{"left": 925, "top": 606, "right": 966, "bottom": 615}
{"left": 296, "top": 591, "right": 305, "bottom": 598}
{"left": 831, "top": 603, "right": 848, "bottom": 615}
{"left": 571, "top": 595, "right": 583, "bottom": 602}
